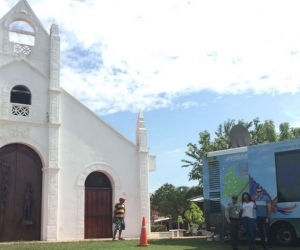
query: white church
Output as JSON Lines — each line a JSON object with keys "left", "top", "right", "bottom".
{"left": 0, "top": 0, "right": 156, "bottom": 242}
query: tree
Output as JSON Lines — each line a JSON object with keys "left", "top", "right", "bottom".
{"left": 178, "top": 202, "right": 205, "bottom": 234}
{"left": 150, "top": 183, "right": 198, "bottom": 220}
{"left": 182, "top": 117, "right": 300, "bottom": 186}
{"left": 185, "top": 186, "right": 203, "bottom": 199}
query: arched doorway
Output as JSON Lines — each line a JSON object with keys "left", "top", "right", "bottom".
{"left": 0, "top": 144, "right": 42, "bottom": 241}
{"left": 85, "top": 172, "right": 112, "bottom": 239}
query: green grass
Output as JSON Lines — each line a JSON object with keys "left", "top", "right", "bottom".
{"left": 0, "top": 238, "right": 299, "bottom": 250}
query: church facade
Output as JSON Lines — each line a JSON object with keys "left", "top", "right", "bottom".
{"left": 0, "top": 0, "right": 156, "bottom": 241}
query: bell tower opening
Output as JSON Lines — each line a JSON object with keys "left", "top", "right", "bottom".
{"left": 9, "top": 20, "right": 35, "bottom": 55}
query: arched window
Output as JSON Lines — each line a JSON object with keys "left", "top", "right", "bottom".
{"left": 85, "top": 172, "right": 112, "bottom": 188}
{"left": 11, "top": 85, "right": 31, "bottom": 105}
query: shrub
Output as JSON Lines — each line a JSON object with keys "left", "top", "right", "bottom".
{"left": 178, "top": 202, "right": 205, "bottom": 235}
{"left": 151, "top": 224, "right": 167, "bottom": 232}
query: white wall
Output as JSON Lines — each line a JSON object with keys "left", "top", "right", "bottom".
{"left": 0, "top": 61, "right": 49, "bottom": 123}
{"left": 57, "top": 89, "right": 143, "bottom": 239}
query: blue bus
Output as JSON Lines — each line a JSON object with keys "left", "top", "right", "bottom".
{"left": 203, "top": 138, "right": 300, "bottom": 246}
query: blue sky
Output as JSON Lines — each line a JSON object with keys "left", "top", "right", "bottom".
{"left": 2, "top": 0, "right": 300, "bottom": 192}
{"left": 102, "top": 91, "right": 300, "bottom": 192}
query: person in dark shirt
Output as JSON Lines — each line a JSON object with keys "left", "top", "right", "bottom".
{"left": 113, "top": 197, "right": 126, "bottom": 240}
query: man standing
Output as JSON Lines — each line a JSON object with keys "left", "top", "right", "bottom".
{"left": 113, "top": 197, "right": 126, "bottom": 240}
{"left": 225, "top": 195, "right": 241, "bottom": 250}
{"left": 254, "top": 187, "right": 273, "bottom": 250}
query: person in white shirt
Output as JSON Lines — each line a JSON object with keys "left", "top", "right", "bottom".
{"left": 240, "top": 192, "right": 256, "bottom": 250}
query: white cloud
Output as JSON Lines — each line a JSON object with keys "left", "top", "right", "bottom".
{"left": 181, "top": 101, "right": 198, "bottom": 109}
{"left": 1, "top": 0, "right": 300, "bottom": 114}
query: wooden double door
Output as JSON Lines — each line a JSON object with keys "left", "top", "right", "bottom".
{"left": 0, "top": 144, "right": 42, "bottom": 242}
{"left": 85, "top": 172, "right": 112, "bottom": 239}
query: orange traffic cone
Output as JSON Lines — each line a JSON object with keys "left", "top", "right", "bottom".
{"left": 137, "top": 217, "right": 150, "bottom": 247}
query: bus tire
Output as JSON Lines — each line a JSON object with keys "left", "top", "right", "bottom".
{"left": 272, "top": 222, "right": 296, "bottom": 246}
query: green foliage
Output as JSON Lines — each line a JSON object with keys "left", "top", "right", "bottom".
{"left": 178, "top": 202, "right": 205, "bottom": 233}
{"left": 150, "top": 183, "right": 191, "bottom": 220}
{"left": 182, "top": 117, "right": 300, "bottom": 186}
{"left": 291, "top": 127, "right": 300, "bottom": 138}
{"left": 184, "top": 202, "right": 205, "bottom": 225}
{"left": 279, "top": 122, "right": 292, "bottom": 141}
{"left": 151, "top": 184, "right": 202, "bottom": 221}
{"left": 151, "top": 224, "right": 168, "bottom": 232}
{"left": 185, "top": 186, "right": 203, "bottom": 199}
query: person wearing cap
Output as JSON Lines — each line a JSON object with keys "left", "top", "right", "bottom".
{"left": 113, "top": 197, "right": 126, "bottom": 240}
{"left": 225, "top": 195, "right": 241, "bottom": 250}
